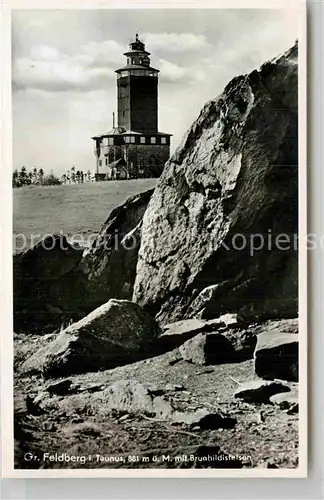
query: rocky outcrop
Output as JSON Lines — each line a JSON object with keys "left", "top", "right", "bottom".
{"left": 133, "top": 43, "right": 298, "bottom": 324}
{"left": 21, "top": 299, "right": 161, "bottom": 377}
{"left": 13, "top": 235, "right": 84, "bottom": 333}
{"left": 254, "top": 330, "right": 298, "bottom": 381}
{"left": 14, "top": 189, "right": 153, "bottom": 333}
{"left": 79, "top": 188, "right": 153, "bottom": 313}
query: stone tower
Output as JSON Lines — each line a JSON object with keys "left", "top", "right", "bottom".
{"left": 117, "top": 33, "right": 158, "bottom": 134}
{"left": 92, "top": 34, "right": 172, "bottom": 180}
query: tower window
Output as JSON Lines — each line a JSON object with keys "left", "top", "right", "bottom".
{"left": 124, "top": 136, "right": 130, "bottom": 143}
{"left": 131, "top": 58, "right": 135, "bottom": 65}
{"left": 161, "top": 137, "right": 167, "bottom": 144}
{"left": 108, "top": 137, "right": 114, "bottom": 145}
{"left": 140, "top": 137, "right": 145, "bottom": 144}
{"left": 150, "top": 137, "right": 156, "bottom": 144}
{"left": 130, "top": 136, "right": 135, "bottom": 143}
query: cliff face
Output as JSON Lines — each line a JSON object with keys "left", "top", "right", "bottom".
{"left": 133, "top": 43, "right": 298, "bottom": 324}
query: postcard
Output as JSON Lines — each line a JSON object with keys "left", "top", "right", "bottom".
{"left": 1, "top": 0, "right": 307, "bottom": 478}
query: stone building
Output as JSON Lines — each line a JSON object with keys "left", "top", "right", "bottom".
{"left": 92, "top": 34, "right": 172, "bottom": 180}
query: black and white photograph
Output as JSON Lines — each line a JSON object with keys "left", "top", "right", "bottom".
{"left": 2, "top": 1, "right": 307, "bottom": 478}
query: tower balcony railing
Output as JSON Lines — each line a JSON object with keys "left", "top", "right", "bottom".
{"left": 117, "top": 69, "right": 159, "bottom": 79}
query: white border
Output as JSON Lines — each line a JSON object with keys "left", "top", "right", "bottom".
{"left": 0, "top": 0, "right": 307, "bottom": 479}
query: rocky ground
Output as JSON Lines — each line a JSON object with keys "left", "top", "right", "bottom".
{"left": 14, "top": 315, "right": 299, "bottom": 470}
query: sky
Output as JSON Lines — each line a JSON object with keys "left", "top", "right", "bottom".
{"left": 12, "top": 8, "right": 299, "bottom": 175}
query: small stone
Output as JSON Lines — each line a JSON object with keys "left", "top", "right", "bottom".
{"left": 218, "top": 313, "right": 239, "bottom": 327}
{"left": 165, "top": 384, "right": 185, "bottom": 392}
{"left": 45, "top": 379, "right": 72, "bottom": 396}
{"left": 234, "top": 379, "right": 291, "bottom": 404}
{"left": 42, "top": 421, "right": 56, "bottom": 431}
{"left": 270, "top": 388, "right": 299, "bottom": 413}
{"left": 172, "top": 408, "right": 236, "bottom": 429}
{"left": 168, "top": 357, "right": 182, "bottom": 366}
{"left": 71, "top": 417, "right": 84, "bottom": 424}
{"left": 118, "top": 414, "right": 131, "bottom": 422}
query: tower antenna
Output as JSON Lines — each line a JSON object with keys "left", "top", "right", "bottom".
{"left": 112, "top": 112, "right": 115, "bottom": 128}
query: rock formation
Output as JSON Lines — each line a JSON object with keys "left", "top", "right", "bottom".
{"left": 21, "top": 299, "right": 160, "bottom": 377}
{"left": 13, "top": 44, "right": 300, "bottom": 470}
{"left": 79, "top": 188, "right": 153, "bottom": 313}
{"left": 133, "top": 43, "right": 298, "bottom": 324}
{"left": 14, "top": 189, "right": 153, "bottom": 333}
{"left": 13, "top": 235, "right": 84, "bottom": 333}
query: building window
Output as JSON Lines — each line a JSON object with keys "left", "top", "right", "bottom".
{"left": 127, "top": 58, "right": 130, "bottom": 65}
{"left": 124, "top": 136, "right": 130, "bottom": 143}
{"left": 105, "top": 158, "right": 108, "bottom": 166}
{"left": 140, "top": 137, "right": 145, "bottom": 144}
{"left": 130, "top": 136, "right": 135, "bottom": 143}
{"left": 99, "top": 159, "right": 102, "bottom": 166}
{"left": 108, "top": 151, "right": 114, "bottom": 164}
{"left": 131, "top": 58, "right": 135, "bottom": 65}
{"left": 150, "top": 137, "right": 156, "bottom": 144}
{"left": 161, "top": 137, "right": 167, "bottom": 144}
{"left": 108, "top": 137, "right": 114, "bottom": 145}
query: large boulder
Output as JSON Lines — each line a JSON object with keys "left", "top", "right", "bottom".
{"left": 254, "top": 330, "right": 298, "bottom": 381}
{"left": 179, "top": 330, "right": 257, "bottom": 365}
{"left": 133, "top": 43, "right": 298, "bottom": 324}
{"left": 79, "top": 188, "right": 154, "bottom": 313}
{"left": 13, "top": 235, "right": 84, "bottom": 333}
{"left": 156, "top": 317, "right": 227, "bottom": 352}
{"left": 14, "top": 189, "right": 153, "bottom": 333}
{"left": 20, "top": 299, "right": 161, "bottom": 377}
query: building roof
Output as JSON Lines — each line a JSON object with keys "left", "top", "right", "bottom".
{"left": 123, "top": 49, "right": 151, "bottom": 57}
{"left": 115, "top": 64, "right": 159, "bottom": 73}
{"left": 91, "top": 127, "right": 126, "bottom": 139}
{"left": 92, "top": 129, "right": 172, "bottom": 140}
